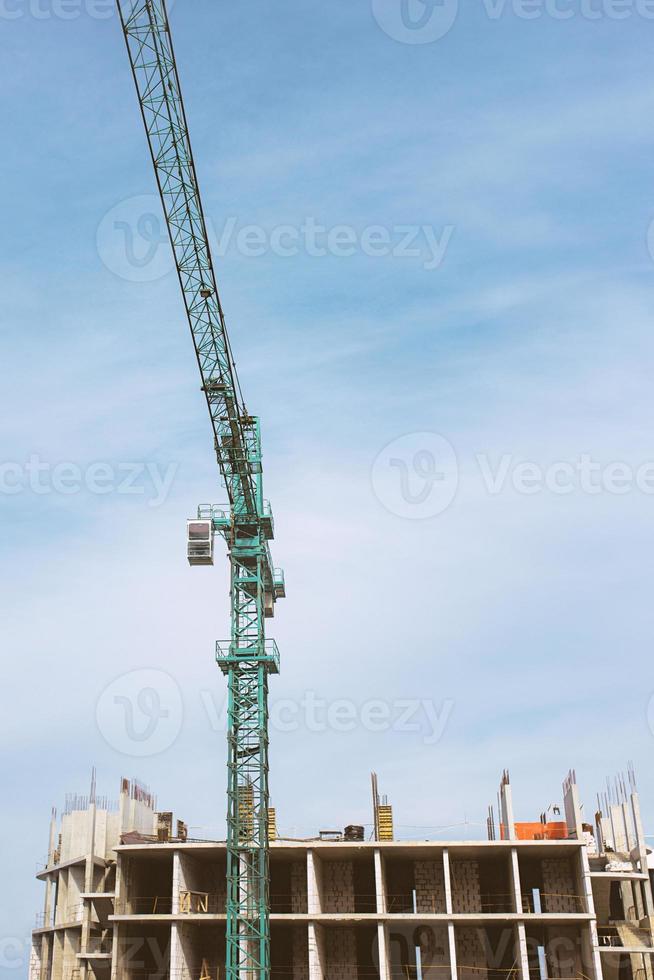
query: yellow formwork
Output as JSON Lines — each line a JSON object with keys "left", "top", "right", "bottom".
{"left": 377, "top": 804, "right": 394, "bottom": 841}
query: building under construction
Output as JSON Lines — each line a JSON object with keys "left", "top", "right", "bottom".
{"left": 31, "top": 9, "right": 649, "bottom": 980}
{"left": 31, "top": 767, "right": 654, "bottom": 980}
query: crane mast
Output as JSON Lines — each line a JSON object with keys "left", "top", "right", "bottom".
{"left": 115, "top": 5, "right": 284, "bottom": 980}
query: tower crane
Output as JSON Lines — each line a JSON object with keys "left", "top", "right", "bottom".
{"left": 114, "top": 4, "right": 285, "bottom": 980}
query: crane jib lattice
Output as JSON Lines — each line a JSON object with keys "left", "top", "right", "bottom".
{"left": 115, "top": 4, "right": 284, "bottom": 980}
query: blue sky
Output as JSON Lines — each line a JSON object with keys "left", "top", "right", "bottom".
{"left": 2, "top": 0, "right": 654, "bottom": 970}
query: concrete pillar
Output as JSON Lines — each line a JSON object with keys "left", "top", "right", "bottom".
{"left": 307, "top": 850, "right": 322, "bottom": 915}
{"left": 44, "top": 877, "right": 54, "bottom": 929}
{"left": 563, "top": 775, "right": 584, "bottom": 841}
{"left": 374, "top": 849, "right": 386, "bottom": 914}
{"left": 377, "top": 923, "right": 391, "bottom": 980}
{"left": 509, "top": 848, "right": 530, "bottom": 980}
{"left": 110, "top": 922, "right": 120, "bottom": 980}
{"left": 514, "top": 924, "right": 530, "bottom": 980}
{"left": 443, "top": 850, "right": 457, "bottom": 980}
{"left": 308, "top": 923, "right": 326, "bottom": 980}
{"left": 170, "top": 922, "right": 182, "bottom": 980}
{"left": 39, "top": 934, "right": 51, "bottom": 980}
{"left": 510, "top": 848, "right": 523, "bottom": 912}
{"left": 631, "top": 791, "right": 654, "bottom": 915}
{"left": 79, "top": 799, "right": 97, "bottom": 980}
{"left": 443, "top": 849, "right": 453, "bottom": 914}
{"left": 48, "top": 809, "right": 58, "bottom": 868}
{"left": 579, "top": 846, "right": 602, "bottom": 980}
{"left": 114, "top": 849, "right": 126, "bottom": 915}
{"left": 447, "top": 922, "right": 457, "bottom": 980}
{"left": 500, "top": 775, "right": 516, "bottom": 841}
{"left": 173, "top": 851, "right": 182, "bottom": 915}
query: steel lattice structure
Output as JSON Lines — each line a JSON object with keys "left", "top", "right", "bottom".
{"left": 115, "top": 5, "right": 284, "bottom": 980}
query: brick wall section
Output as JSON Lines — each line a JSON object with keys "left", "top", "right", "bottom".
{"left": 214, "top": 874, "right": 227, "bottom": 914}
{"left": 416, "top": 924, "right": 449, "bottom": 972}
{"left": 291, "top": 860, "right": 308, "bottom": 913}
{"left": 451, "top": 860, "right": 482, "bottom": 913}
{"left": 415, "top": 860, "right": 447, "bottom": 914}
{"left": 293, "top": 924, "right": 309, "bottom": 980}
{"left": 327, "top": 927, "right": 357, "bottom": 980}
{"left": 542, "top": 858, "right": 577, "bottom": 913}
{"left": 28, "top": 942, "right": 41, "bottom": 980}
{"left": 456, "top": 926, "right": 488, "bottom": 980}
{"left": 323, "top": 861, "right": 355, "bottom": 913}
{"left": 545, "top": 925, "right": 582, "bottom": 978}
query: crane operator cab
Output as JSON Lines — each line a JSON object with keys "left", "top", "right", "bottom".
{"left": 187, "top": 519, "right": 214, "bottom": 566}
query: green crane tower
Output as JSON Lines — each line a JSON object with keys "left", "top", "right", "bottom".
{"left": 115, "top": 4, "right": 285, "bottom": 980}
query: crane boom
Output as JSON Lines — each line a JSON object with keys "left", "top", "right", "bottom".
{"left": 117, "top": 0, "right": 254, "bottom": 512}
{"left": 115, "top": 5, "right": 283, "bottom": 980}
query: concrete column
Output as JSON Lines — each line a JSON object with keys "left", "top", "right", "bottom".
{"left": 443, "top": 849, "right": 453, "bottom": 914}
{"left": 500, "top": 776, "right": 516, "bottom": 841}
{"left": 605, "top": 804, "right": 617, "bottom": 851}
{"left": 509, "top": 849, "right": 530, "bottom": 980}
{"left": 443, "top": 850, "right": 457, "bottom": 980}
{"left": 374, "top": 849, "right": 387, "bottom": 914}
{"left": 114, "top": 850, "right": 126, "bottom": 915}
{"left": 170, "top": 922, "right": 183, "bottom": 980}
{"left": 447, "top": 922, "right": 457, "bottom": 980}
{"left": 579, "top": 846, "right": 602, "bottom": 980}
{"left": 39, "top": 935, "right": 51, "bottom": 980}
{"left": 307, "top": 850, "right": 322, "bottom": 915}
{"left": 631, "top": 791, "right": 654, "bottom": 915}
{"left": 44, "top": 877, "right": 54, "bottom": 929}
{"left": 173, "top": 851, "right": 182, "bottom": 915}
{"left": 48, "top": 809, "right": 58, "bottom": 868}
{"left": 563, "top": 776, "right": 584, "bottom": 841}
{"left": 510, "top": 848, "right": 523, "bottom": 912}
{"left": 377, "top": 923, "right": 391, "bottom": 980}
{"left": 514, "top": 924, "right": 530, "bottom": 980}
{"left": 110, "top": 922, "right": 120, "bottom": 980}
{"left": 308, "top": 923, "right": 326, "bottom": 980}
{"left": 80, "top": 800, "right": 97, "bottom": 980}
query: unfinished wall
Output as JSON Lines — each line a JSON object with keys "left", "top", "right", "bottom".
{"left": 415, "top": 860, "right": 446, "bottom": 914}
{"left": 542, "top": 858, "right": 578, "bottom": 913}
{"left": 451, "top": 860, "right": 482, "bottom": 913}
{"left": 176, "top": 852, "right": 226, "bottom": 914}
{"left": 322, "top": 861, "right": 355, "bottom": 914}
{"left": 388, "top": 923, "right": 449, "bottom": 980}
{"left": 29, "top": 938, "right": 42, "bottom": 980}
{"left": 384, "top": 857, "right": 415, "bottom": 913}
{"left": 119, "top": 853, "right": 173, "bottom": 914}
{"left": 326, "top": 927, "right": 357, "bottom": 980}
{"left": 270, "top": 923, "right": 309, "bottom": 980}
{"left": 291, "top": 860, "right": 308, "bottom": 914}
{"left": 114, "top": 922, "right": 171, "bottom": 980}
{"left": 455, "top": 926, "right": 488, "bottom": 980}
{"left": 171, "top": 922, "right": 223, "bottom": 980}
{"left": 271, "top": 856, "right": 308, "bottom": 914}
{"left": 544, "top": 925, "right": 584, "bottom": 979}
{"left": 293, "top": 925, "right": 310, "bottom": 980}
